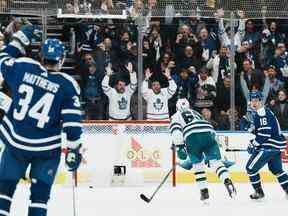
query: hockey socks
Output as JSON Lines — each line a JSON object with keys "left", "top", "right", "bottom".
{"left": 0, "top": 181, "right": 17, "bottom": 216}
{"left": 247, "top": 172, "right": 262, "bottom": 190}
{"left": 194, "top": 162, "right": 208, "bottom": 191}
{"left": 276, "top": 172, "right": 288, "bottom": 193}
{"left": 28, "top": 203, "right": 47, "bottom": 216}
{"left": 0, "top": 194, "right": 12, "bottom": 216}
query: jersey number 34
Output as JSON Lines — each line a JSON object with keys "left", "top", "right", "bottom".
{"left": 13, "top": 84, "right": 54, "bottom": 128}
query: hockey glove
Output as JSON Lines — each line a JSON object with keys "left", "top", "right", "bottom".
{"left": 178, "top": 158, "right": 193, "bottom": 170}
{"left": 65, "top": 145, "right": 82, "bottom": 172}
{"left": 175, "top": 144, "right": 188, "bottom": 160}
{"left": 247, "top": 140, "right": 260, "bottom": 154}
{"left": 12, "top": 24, "right": 42, "bottom": 47}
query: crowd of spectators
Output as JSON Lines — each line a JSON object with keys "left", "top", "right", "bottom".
{"left": 70, "top": 6, "right": 288, "bottom": 131}
{"left": 2, "top": 3, "right": 288, "bottom": 131}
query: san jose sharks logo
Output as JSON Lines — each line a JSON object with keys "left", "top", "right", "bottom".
{"left": 118, "top": 97, "right": 128, "bottom": 110}
{"left": 153, "top": 98, "right": 163, "bottom": 112}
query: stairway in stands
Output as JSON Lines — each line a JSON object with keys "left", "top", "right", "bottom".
{"left": 13, "top": 14, "right": 79, "bottom": 82}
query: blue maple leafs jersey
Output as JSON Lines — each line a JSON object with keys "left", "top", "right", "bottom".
{"left": 253, "top": 106, "right": 286, "bottom": 150}
{"left": 0, "top": 44, "right": 83, "bottom": 152}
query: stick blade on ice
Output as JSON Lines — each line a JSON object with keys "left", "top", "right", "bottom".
{"left": 140, "top": 194, "right": 150, "bottom": 203}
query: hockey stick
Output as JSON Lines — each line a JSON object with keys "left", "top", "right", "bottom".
{"left": 140, "top": 167, "right": 174, "bottom": 203}
{"left": 225, "top": 148, "right": 282, "bottom": 152}
{"left": 72, "top": 171, "right": 77, "bottom": 216}
{"left": 225, "top": 148, "right": 247, "bottom": 152}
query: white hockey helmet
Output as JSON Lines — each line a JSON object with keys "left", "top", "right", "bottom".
{"left": 176, "top": 98, "right": 190, "bottom": 112}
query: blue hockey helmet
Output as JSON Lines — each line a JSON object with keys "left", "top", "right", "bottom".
{"left": 41, "top": 38, "right": 65, "bottom": 62}
{"left": 249, "top": 91, "right": 263, "bottom": 101}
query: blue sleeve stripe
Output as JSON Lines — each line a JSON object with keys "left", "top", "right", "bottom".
{"left": 63, "top": 122, "right": 82, "bottom": 128}
{"left": 61, "top": 109, "right": 82, "bottom": 115}
{"left": 257, "top": 133, "right": 271, "bottom": 137}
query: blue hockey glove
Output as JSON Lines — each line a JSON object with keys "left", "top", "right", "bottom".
{"left": 247, "top": 140, "right": 260, "bottom": 154}
{"left": 12, "top": 24, "right": 42, "bottom": 47}
{"left": 65, "top": 146, "right": 82, "bottom": 172}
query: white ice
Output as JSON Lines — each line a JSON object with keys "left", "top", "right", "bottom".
{"left": 9, "top": 183, "right": 287, "bottom": 216}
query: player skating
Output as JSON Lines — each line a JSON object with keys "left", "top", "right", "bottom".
{"left": 0, "top": 24, "right": 83, "bottom": 216}
{"left": 169, "top": 98, "right": 236, "bottom": 202}
{"left": 246, "top": 91, "right": 288, "bottom": 200}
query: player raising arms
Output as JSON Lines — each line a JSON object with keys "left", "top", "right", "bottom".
{"left": 246, "top": 91, "right": 288, "bottom": 200}
{"left": 170, "top": 98, "right": 236, "bottom": 202}
{"left": 0, "top": 25, "right": 83, "bottom": 215}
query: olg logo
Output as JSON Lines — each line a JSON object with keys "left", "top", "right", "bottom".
{"left": 126, "top": 137, "right": 161, "bottom": 168}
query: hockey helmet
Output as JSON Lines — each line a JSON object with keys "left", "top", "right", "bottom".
{"left": 41, "top": 38, "right": 65, "bottom": 62}
{"left": 249, "top": 91, "right": 263, "bottom": 101}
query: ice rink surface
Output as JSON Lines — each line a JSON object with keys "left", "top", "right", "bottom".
{"left": 10, "top": 183, "right": 287, "bottom": 216}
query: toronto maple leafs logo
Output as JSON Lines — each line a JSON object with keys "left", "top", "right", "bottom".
{"left": 118, "top": 97, "right": 128, "bottom": 110}
{"left": 153, "top": 98, "right": 164, "bottom": 111}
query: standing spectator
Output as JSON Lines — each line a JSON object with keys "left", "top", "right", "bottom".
{"left": 170, "top": 67, "right": 199, "bottom": 114}
{"left": 142, "top": 68, "right": 177, "bottom": 120}
{"left": 197, "top": 26, "right": 218, "bottom": 62}
{"left": 176, "top": 44, "right": 202, "bottom": 72}
{"left": 194, "top": 67, "right": 217, "bottom": 111}
{"left": 217, "top": 9, "right": 245, "bottom": 50}
{"left": 207, "top": 45, "right": 236, "bottom": 85}
{"left": 243, "top": 19, "right": 261, "bottom": 46}
{"left": 270, "top": 89, "right": 288, "bottom": 130}
{"left": 80, "top": 56, "right": 105, "bottom": 120}
{"left": 117, "top": 30, "right": 133, "bottom": 62}
{"left": 215, "top": 75, "right": 232, "bottom": 115}
{"left": 261, "top": 21, "right": 284, "bottom": 67}
{"left": 149, "top": 25, "right": 163, "bottom": 62}
{"left": 95, "top": 37, "right": 118, "bottom": 74}
{"left": 102, "top": 63, "right": 137, "bottom": 120}
{"left": 266, "top": 65, "right": 284, "bottom": 103}
{"left": 77, "top": 23, "right": 102, "bottom": 49}
{"left": 236, "top": 40, "right": 260, "bottom": 71}
{"left": 241, "top": 59, "right": 264, "bottom": 91}
{"left": 143, "top": 37, "right": 156, "bottom": 69}
{"left": 272, "top": 42, "right": 288, "bottom": 82}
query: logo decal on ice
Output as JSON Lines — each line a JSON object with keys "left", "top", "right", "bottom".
{"left": 126, "top": 137, "right": 161, "bottom": 168}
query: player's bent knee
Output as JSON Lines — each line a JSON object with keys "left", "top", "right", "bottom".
{"left": 30, "top": 180, "right": 52, "bottom": 204}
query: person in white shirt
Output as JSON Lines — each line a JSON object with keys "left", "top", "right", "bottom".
{"left": 102, "top": 63, "right": 137, "bottom": 120}
{"left": 142, "top": 68, "right": 177, "bottom": 120}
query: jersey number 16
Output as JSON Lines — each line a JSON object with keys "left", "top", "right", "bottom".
{"left": 13, "top": 84, "right": 54, "bottom": 128}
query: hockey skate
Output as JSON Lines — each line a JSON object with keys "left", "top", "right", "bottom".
{"left": 224, "top": 178, "right": 236, "bottom": 198}
{"left": 200, "top": 188, "right": 209, "bottom": 204}
{"left": 250, "top": 188, "right": 265, "bottom": 200}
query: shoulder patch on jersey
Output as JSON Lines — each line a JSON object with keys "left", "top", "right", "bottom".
{"left": 257, "top": 107, "right": 266, "bottom": 117}
{"left": 15, "top": 57, "right": 47, "bottom": 72}
{"left": 51, "top": 72, "right": 80, "bottom": 95}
